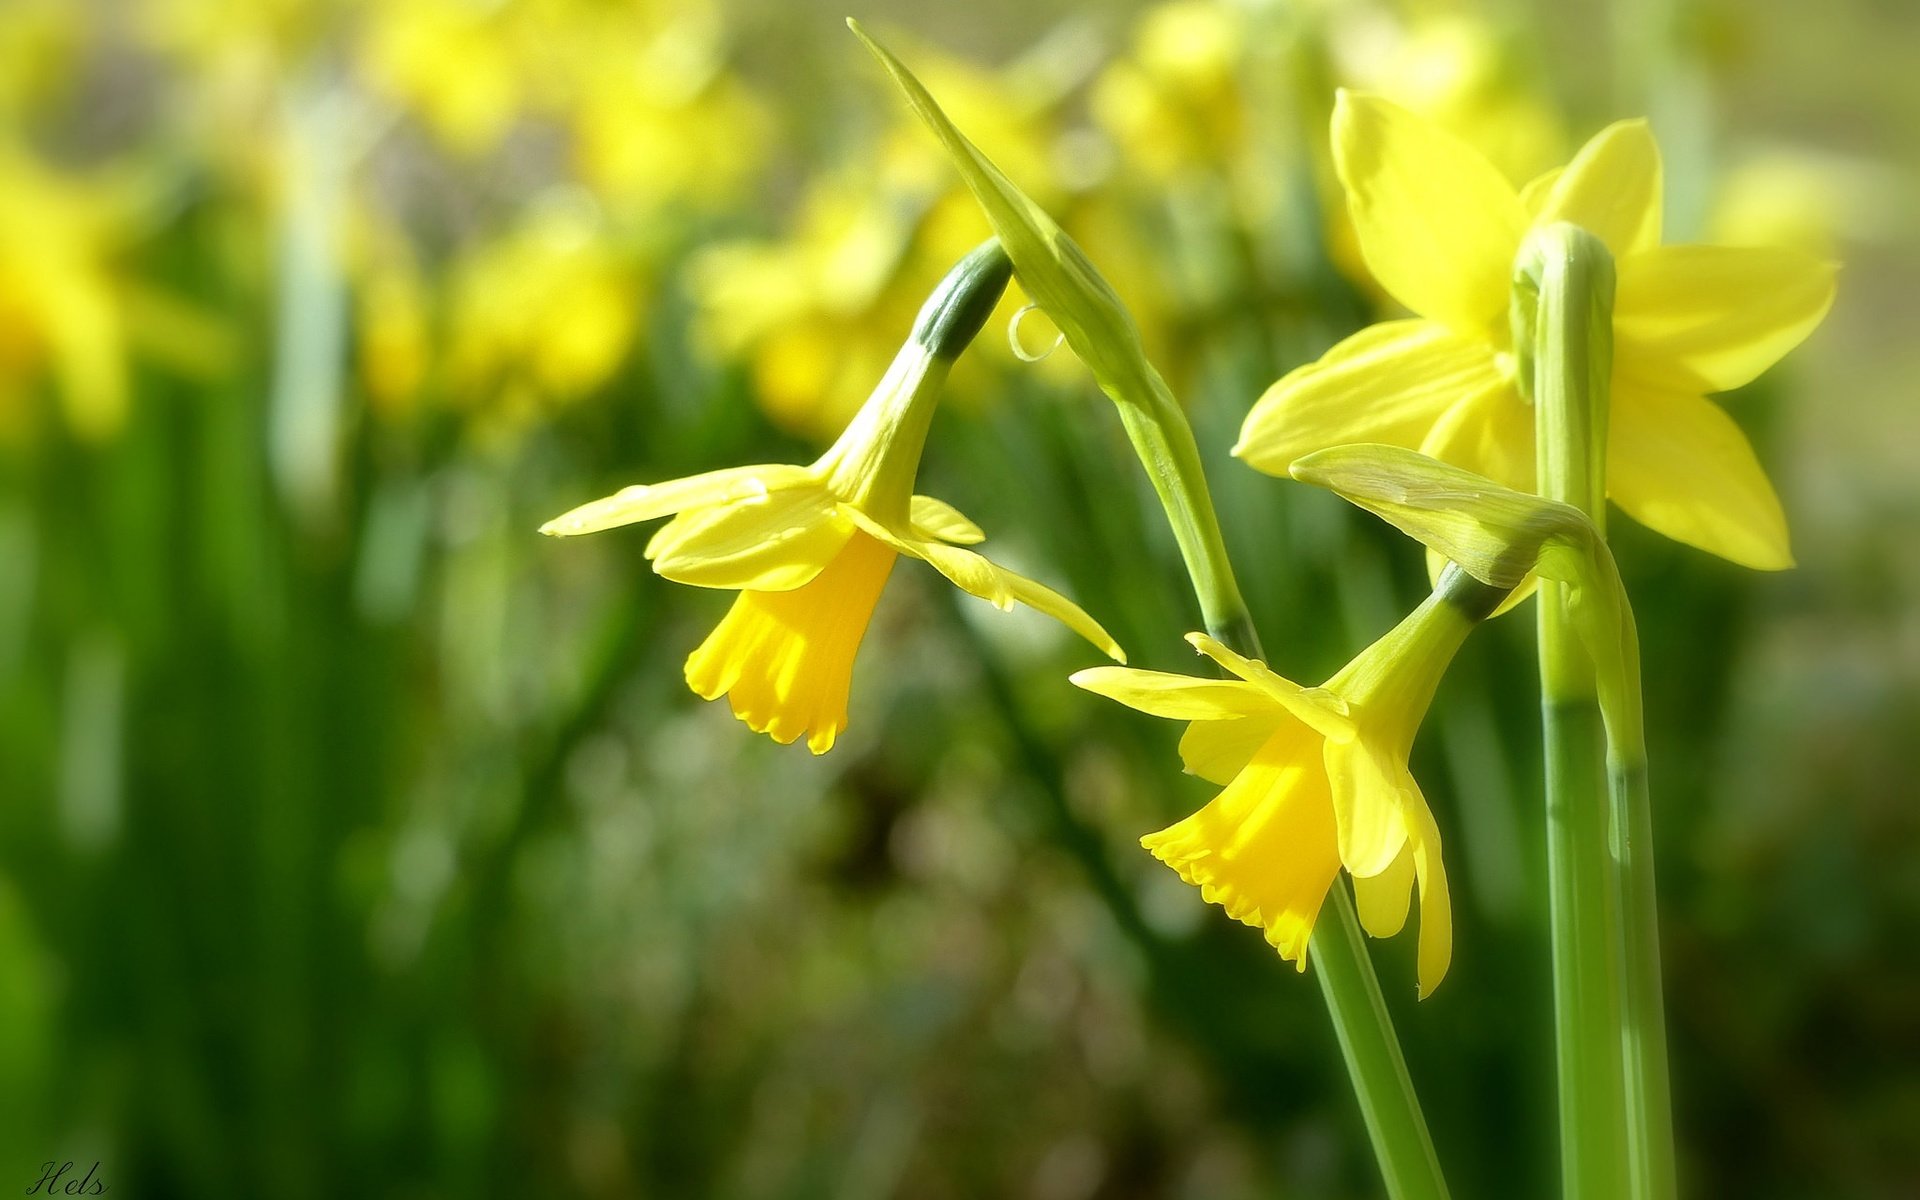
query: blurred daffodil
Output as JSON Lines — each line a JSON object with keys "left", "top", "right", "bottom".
{"left": 1074, "top": 588, "right": 1478, "bottom": 997}
{"left": 565, "top": 3, "right": 768, "bottom": 211}
{"left": 0, "top": 146, "right": 132, "bottom": 439}
{"left": 1090, "top": 0, "right": 1248, "bottom": 184}
{"left": 689, "top": 175, "right": 928, "bottom": 439}
{"left": 360, "top": 0, "right": 522, "bottom": 157}
{"left": 1238, "top": 92, "right": 1837, "bottom": 570}
{"left": 444, "top": 196, "right": 641, "bottom": 425}
{"left": 690, "top": 30, "right": 1098, "bottom": 441}
{"left": 543, "top": 243, "right": 1122, "bottom": 753}
{"left": 1334, "top": 12, "right": 1563, "bottom": 185}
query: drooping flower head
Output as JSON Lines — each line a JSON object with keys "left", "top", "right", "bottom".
{"left": 542, "top": 240, "right": 1123, "bottom": 753}
{"left": 1237, "top": 91, "right": 1837, "bottom": 572}
{"left": 1074, "top": 581, "right": 1487, "bottom": 997}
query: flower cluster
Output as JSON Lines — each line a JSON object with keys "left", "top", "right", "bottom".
{"left": 541, "top": 23, "right": 1835, "bottom": 1003}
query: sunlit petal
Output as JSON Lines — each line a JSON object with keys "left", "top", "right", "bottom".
{"left": 1353, "top": 841, "right": 1416, "bottom": 938}
{"left": 1518, "top": 166, "right": 1563, "bottom": 218}
{"left": 1332, "top": 91, "right": 1527, "bottom": 330}
{"left": 540, "top": 464, "right": 817, "bottom": 536}
{"left": 1069, "top": 667, "right": 1275, "bottom": 722}
{"left": 1535, "top": 119, "right": 1662, "bottom": 259}
{"left": 1179, "top": 713, "right": 1286, "bottom": 785}
{"left": 1608, "top": 383, "right": 1792, "bottom": 570}
{"left": 1408, "top": 802, "right": 1453, "bottom": 998}
{"left": 1418, "top": 381, "right": 1535, "bottom": 494}
{"left": 1185, "top": 633, "right": 1353, "bottom": 740}
{"left": 648, "top": 487, "right": 849, "bottom": 591}
{"left": 910, "top": 494, "right": 986, "bottom": 544}
{"left": 1614, "top": 244, "right": 1838, "bottom": 393}
{"left": 1235, "top": 320, "right": 1506, "bottom": 475}
{"left": 1321, "top": 736, "right": 1411, "bottom": 878}
{"left": 846, "top": 507, "right": 1125, "bottom": 660}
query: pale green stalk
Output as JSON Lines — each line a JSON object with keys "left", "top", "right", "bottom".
{"left": 1517, "top": 223, "right": 1673, "bottom": 1198}
{"left": 1590, "top": 551, "right": 1677, "bottom": 1200}
{"left": 1291, "top": 428, "right": 1675, "bottom": 1197}
{"left": 1311, "top": 885, "right": 1449, "bottom": 1200}
{"left": 1517, "top": 223, "right": 1627, "bottom": 1198}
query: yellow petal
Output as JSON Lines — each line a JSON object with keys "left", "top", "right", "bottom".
{"left": 1535, "top": 119, "right": 1662, "bottom": 260}
{"left": 1518, "top": 167, "right": 1563, "bottom": 218}
{"left": 1184, "top": 633, "right": 1353, "bottom": 740}
{"left": 1607, "top": 383, "right": 1792, "bottom": 570}
{"left": 1418, "top": 380, "right": 1535, "bottom": 493}
{"left": 846, "top": 506, "right": 1125, "bottom": 660}
{"left": 1614, "top": 244, "right": 1837, "bottom": 393}
{"left": 1332, "top": 91, "right": 1527, "bottom": 331}
{"left": 1353, "top": 841, "right": 1416, "bottom": 938}
{"left": 540, "top": 463, "right": 816, "bottom": 536}
{"left": 1179, "top": 713, "right": 1285, "bottom": 785}
{"left": 910, "top": 494, "right": 985, "bottom": 544}
{"left": 1140, "top": 724, "right": 1343, "bottom": 967}
{"left": 1235, "top": 320, "right": 1506, "bottom": 475}
{"left": 46, "top": 270, "right": 129, "bottom": 439}
{"left": 682, "top": 531, "right": 898, "bottom": 754}
{"left": 1068, "top": 667, "right": 1275, "bottom": 722}
{"left": 647, "top": 488, "right": 849, "bottom": 591}
{"left": 1408, "top": 804, "right": 1453, "bottom": 998}
{"left": 1321, "top": 735, "right": 1411, "bottom": 878}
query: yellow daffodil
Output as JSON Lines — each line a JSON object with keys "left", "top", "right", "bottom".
{"left": 542, "top": 243, "right": 1122, "bottom": 753}
{"left": 1074, "top": 586, "right": 1479, "bottom": 997}
{"left": 1237, "top": 92, "right": 1837, "bottom": 571}
{"left": 443, "top": 197, "right": 641, "bottom": 425}
{"left": 359, "top": 0, "right": 522, "bottom": 157}
{"left": 0, "top": 145, "right": 132, "bottom": 439}
{"left": 564, "top": 4, "right": 768, "bottom": 212}
{"left": 1089, "top": 0, "right": 1248, "bottom": 184}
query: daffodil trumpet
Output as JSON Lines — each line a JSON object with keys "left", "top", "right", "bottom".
{"left": 1074, "top": 565, "right": 1502, "bottom": 1001}
{"left": 541, "top": 239, "right": 1123, "bottom": 754}
{"left": 1070, "top": 579, "right": 1502, "bottom": 1200}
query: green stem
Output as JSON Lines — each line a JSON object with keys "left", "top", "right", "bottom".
{"left": 1613, "top": 754, "right": 1675, "bottom": 1199}
{"left": 1108, "top": 366, "right": 1259, "bottom": 651}
{"left": 1539, "top": 692, "right": 1627, "bottom": 1199}
{"left": 1519, "top": 223, "right": 1650, "bottom": 1198}
{"left": 1313, "top": 884, "right": 1450, "bottom": 1200}
{"left": 1117, "top": 366, "right": 1447, "bottom": 1200}
{"left": 1593, "top": 562, "right": 1676, "bottom": 1199}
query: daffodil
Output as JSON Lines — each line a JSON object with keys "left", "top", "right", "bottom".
{"left": 0, "top": 144, "right": 133, "bottom": 439}
{"left": 1074, "top": 585, "right": 1482, "bottom": 997}
{"left": 1237, "top": 91, "right": 1837, "bottom": 571}
{"left": 542, "top": 242, "right": 1122, "bottom": 753}
{"left": 1089, "top": 0, "right": 1249, "bottom": 184}
{"left": 360, "top": 0, "right": 524, "bottom": 157}
{"left": 443, "top": 198, "right": 642, "bottom": 426}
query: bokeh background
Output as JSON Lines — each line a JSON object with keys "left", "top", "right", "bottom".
{"left": 2, "top": 0, "right": 1915, "bottom": 1196}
